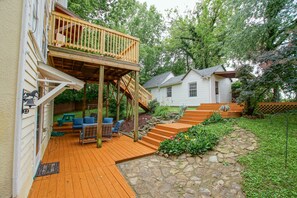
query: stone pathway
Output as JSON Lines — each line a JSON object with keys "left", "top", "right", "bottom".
{"left": 117, "top": 127, "right": 258, "bottom": 198}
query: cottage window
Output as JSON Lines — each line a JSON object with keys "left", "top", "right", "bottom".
{"left": 167, "top": 87, "right": 172, "bottom": 97}
{"left": 189, "top": 82, "right": 197, "bottom": 97}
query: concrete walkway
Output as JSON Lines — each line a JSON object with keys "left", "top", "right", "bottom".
{"left": 118, "top": 127, "right": 257, "bottom": 198}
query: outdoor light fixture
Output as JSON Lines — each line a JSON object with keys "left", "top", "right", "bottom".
{"left": 22, "top": 90, "right": 39, "bottom": 114}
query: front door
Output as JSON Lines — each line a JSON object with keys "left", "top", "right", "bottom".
{"left": 215, "top": 81, "right": 219, "bottom": 103}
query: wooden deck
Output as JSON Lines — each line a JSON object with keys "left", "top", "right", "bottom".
{"left": 29, "top": 133, "right": 155, "bottom": 198}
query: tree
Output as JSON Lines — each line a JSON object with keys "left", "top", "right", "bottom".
{"left": 164, "top": 0, "right": 229, "bottom": 70}
{"left": 226, "top": 0, "right": 297, "bottom": 114}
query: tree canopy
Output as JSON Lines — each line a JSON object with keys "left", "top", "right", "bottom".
{"left": 57, "top": 0, "right": 296, "bottom": 114}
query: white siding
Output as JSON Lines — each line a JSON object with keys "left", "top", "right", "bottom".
{"left": 149, "top": 69, "right": 232, "bottom": 106}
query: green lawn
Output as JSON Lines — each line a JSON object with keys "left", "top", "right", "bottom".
{"left": 237, "top": 113, "right": 297, "bottom": 197}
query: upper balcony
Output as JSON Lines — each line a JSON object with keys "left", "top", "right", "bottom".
{"left": 47, "top": 10, "right": 140, "bottom": 83}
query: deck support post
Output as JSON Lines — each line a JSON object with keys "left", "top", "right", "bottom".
{"left": 82, "top": 83, "right": 87, "bottom": 118}
{"left": 106, "top": 81, "right": 109, "bottom": 117}
{"left": 133, "top": 71, "right": 139, "bottom": 142}
{"left": 116, "top": 78, "right": 121, "bottom": 121}
{"left": 97, "top": 66, "right": 104, "bottom": 148}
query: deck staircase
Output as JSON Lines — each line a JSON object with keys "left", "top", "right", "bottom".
{"left": 112, "top": 74, "right": 152, "bottom": 111}
{"left": 138, "top": 103, "right": 244, "bottom": 150}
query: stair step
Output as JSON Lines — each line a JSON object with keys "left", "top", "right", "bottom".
{"left": 150, "top": 128, "right": 177, "bottom": 137}
{"left": 142, "top": 136, "right": 162, "bottom": 146}
{"left": 147, "top": 132, "right": 170, "bottom": 141}
{"left": 182, "top": 115, "right": 210, "bottom": 121}
{"left": 155, "top": 123, "right": 192, "bottom": 133}
{"left": 178, "top": 119, "right": 202, "bottom": 125}
{"left": 138, "top": 140, "right": 159, "bottom": 150}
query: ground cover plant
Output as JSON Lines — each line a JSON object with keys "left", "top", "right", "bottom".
{"left": 159, "top": 121, "right": 233, "bottom": 156}
{"left": 237, "top": 113, "right": 297, "bottom": 197}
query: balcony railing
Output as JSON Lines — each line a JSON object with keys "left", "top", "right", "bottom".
{"left": 49, "top": 12, "right": 139, "bottom": 63}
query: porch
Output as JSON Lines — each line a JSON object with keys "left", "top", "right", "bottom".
{"left": 29, "top": 133, "right": 155, "bottom": 198}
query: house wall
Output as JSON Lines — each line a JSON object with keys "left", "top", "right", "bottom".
{"left": 151, "top": 71, "right": 211, "bottom": 106}
{"left": 17, "top": 0, "right": 60, "bottom": 196}
{"left": 0, "top": 0, "right": 23, "bottom": 197}
{"left": 210, "top": 75, "right": 232, "bottom": 103}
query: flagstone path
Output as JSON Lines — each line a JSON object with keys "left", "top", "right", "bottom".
{"left": 117, "top": 127, "right": 257, "bottom": 198}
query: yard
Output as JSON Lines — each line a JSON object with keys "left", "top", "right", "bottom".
{"left": 237, "top": 113, "right": 297, "bottom": 197}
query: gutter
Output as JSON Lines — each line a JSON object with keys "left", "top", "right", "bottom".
{"left": 13, "top": 0, "right": 29, "bottom": 196}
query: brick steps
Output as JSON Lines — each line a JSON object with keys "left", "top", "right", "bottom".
{"left": 139, "top": 103, "right": 244, "bottom": 151}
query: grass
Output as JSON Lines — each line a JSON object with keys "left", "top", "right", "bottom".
{"left": 237, "top": 113, "right": 297, "bottom": 197}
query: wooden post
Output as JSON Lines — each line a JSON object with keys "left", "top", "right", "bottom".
{"left": 82, "top": 83, "right": 87, "bottom": 118}
{"left": 97, "top": 66, "right": 104, "bottom": 148}
{"left": 133, "top": 71, "right": 139, "bottom": 142}
{"left": 116, "top": 79, "right": 121, "bottom": 121}
{"left": 106, "top": 81, "right": 109, "bottom": 117}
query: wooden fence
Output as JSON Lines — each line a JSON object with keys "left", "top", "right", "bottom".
{"left": 257, "top": 102, "right": 297, "bottom": 114}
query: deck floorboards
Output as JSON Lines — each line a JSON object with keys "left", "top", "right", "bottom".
{"left": 29, "top": 133, "right": 155, "bottom": 198}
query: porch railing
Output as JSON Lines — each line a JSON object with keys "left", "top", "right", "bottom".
{"left": 49, "top": 11, "right": 139, "bottom": 63}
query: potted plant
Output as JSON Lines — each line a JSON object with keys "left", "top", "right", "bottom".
{"left": 219, "top": 104, "right": 230, "bottom": 112}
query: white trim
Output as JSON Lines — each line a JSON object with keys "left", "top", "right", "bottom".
{"left": 37, "top": 79, "right": 76, "bottom": 85}
{"left": 37, "top": 62, "right": 84, "bottom": 90}
{"left": 36, "top": 82, "right": 68, "bottom": 106}
{"left": 13, "top": 0, "right": 30, "bottom": 196}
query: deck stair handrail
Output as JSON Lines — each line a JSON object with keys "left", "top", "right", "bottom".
{"left": 113, "top": 74, "right": 152, "bottom": 111}
{"left": 49, "top": 11, "right": 139, "bottom": 63}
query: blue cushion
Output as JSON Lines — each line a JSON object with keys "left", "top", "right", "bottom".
{"left": 84, "top": 117, "right": 95, "bottom": 124}
{"left": 73, "top": 118, "right": 83, "bottom": 125}
{"left": 103, "top": 117, "right": 113, "bottom": 123}
{"left": 73, "top": 125, "right": 83, "bottom": 129}
{"left": 112, "top": 120, "right": 124, "bottom": 133}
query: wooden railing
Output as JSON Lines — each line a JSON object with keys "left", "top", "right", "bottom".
{"left": 49, "top": 12, "right": 139, "bottom": 63}
{"left": 257, "top": 102, "right": 297, "bottom": 114}
{"left": 121, "top": 74, "right": 152, "bottom": 108}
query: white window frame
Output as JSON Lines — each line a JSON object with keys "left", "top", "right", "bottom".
{"left": 189, "top": 82, "right": 197, "bottom": 97}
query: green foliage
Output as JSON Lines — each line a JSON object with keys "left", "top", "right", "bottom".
{"left": 154, "top": 106, "right": 171, "bottom": 119}
{"left": 159, "top": 122, "right": 233, "bottom": 156}
{"left": 148, "top": 99, "right": 160, "bottom": 114}
{"left": 108, "top": 97, "right": 126, "bottom": 119}
{"left": 237, "top": 113, "right": 297, "bottom": 197}
{"left": 202, "top": 112, "right": 223, "bottom": 125}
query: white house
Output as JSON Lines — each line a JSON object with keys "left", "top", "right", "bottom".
{"left": 143, "top": 65, "right": 234, "bottom": 106}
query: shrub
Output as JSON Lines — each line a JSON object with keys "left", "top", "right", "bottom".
{"left": 154, "top": 106, "right": 171, "bottom": 118}
{"left": 159, "top": 125, "right": 219, "bottom": 156}
{"left": 148, "top": 99, "right": 160, "bottom": 114}
{"left": 202, "top": 112, "right": 223, "bottom": 125}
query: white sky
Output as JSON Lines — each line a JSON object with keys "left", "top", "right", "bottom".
{"left": 137, "top": 0, "right": 198, "bottom": 15}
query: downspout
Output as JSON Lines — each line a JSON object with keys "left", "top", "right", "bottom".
{"left": 13, "top": 0, "right": 29, "bottom": 196}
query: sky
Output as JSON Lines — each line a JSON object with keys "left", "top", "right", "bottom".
{"left": 137, "top": 0, "right": 197, "bottom": 15}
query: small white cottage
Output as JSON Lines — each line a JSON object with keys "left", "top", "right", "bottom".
{"left": 143, "top": 65, "right": 235, "bottom": 106}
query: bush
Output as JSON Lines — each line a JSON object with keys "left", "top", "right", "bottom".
{"left": 159, "top": 125, "right": 219, "bottom": 155}
{"left": 154, "top": 106, "right": 171, "bottom": 118}
{"left": 148, "top": 99, "right": 160, "bottom": 114}
{"left": 202, "top": 112, "right": 223, "bottom": 125}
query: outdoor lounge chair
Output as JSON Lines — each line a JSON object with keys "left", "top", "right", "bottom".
{"left": 103, "top": 117, "right": 113, "bottom": 123}
{"left": 79, "top": 123, "right": 97, "bottom": 144}
{"left": 73, "top": 118, "right": 83, "bottom": 131}
{"left": 112, "top": 120, "right": 124, "bottom": 136}
{"left": 79, "top": 123, "right": 113, "bottom": 144}
{"left": 84, "top": 116, "right": 95, "bottom": 124}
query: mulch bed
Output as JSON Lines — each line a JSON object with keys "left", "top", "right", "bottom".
{"left": 121, "top": 113, "right": 152, "bottom": 132}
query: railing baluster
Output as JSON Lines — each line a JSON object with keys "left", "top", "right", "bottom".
{"left": 73, "top": 21, "right": 77, "bottom": 48}
{"left": 69, "top": 19, "right": 73, "bottom": 47}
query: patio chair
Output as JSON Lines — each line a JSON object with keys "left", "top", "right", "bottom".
{"left": 79, "top": 123, "right": 97, "bottom": 144}
{"left": 102, "top": 123, "right": 113, "bottom": 140}
{"left": 84, "top": 116, "right": 95, "bottom": 124}
{"left": 90, "top": 113, "right": 97, "bottom": 122}
{"left": 103, "top": 117, "right": 113, "bottom": 123}
{"left": 73, "top": 118, "right": 83, "bottom": 131}
{"left": 112, "top": 120, "right": 125, "bottom": 136}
